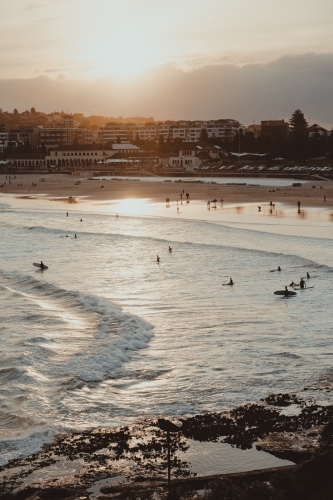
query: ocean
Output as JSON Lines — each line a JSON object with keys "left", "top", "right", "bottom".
{"left": 1, "top": 185, "right": 333, "bottom": 467}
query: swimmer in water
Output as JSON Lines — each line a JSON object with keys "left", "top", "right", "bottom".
{"left": 300, "top": 278, "right": 306, "bottom": 289}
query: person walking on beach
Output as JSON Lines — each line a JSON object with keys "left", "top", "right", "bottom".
{"left": 297, "top": 201, "right": 301, "bottom": 209}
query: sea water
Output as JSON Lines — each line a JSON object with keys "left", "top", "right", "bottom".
{"left": 0, "top": 190, "right": 333, "bottom": 466}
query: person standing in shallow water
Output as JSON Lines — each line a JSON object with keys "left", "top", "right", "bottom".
{"left": 157, "top": 255, "right": 160, "bottom": 263}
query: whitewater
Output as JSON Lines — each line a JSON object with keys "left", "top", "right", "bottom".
{"left": 1, "top": 192, "right": 333, "bottom": 466}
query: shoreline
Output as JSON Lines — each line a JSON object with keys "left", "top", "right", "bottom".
{"left": 1, "top": 173, "right": 333, "bottom": 208}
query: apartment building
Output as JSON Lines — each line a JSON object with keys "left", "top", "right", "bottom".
{"left": 8, "top": 127, "right": 40, "bottom": 147}
{"left": 261, "top": 120, "right": 289, "bottom": 138}
{"left": 98, "top": 119, "right": 243, "bottom": 143}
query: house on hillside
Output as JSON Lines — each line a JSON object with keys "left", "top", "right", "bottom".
{"left": 308, "top": 124, "right": 328, "bottom": 137}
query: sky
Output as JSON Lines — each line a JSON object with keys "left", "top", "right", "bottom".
{"left": 0, "top": 0, "right": 333, "bottom": 126}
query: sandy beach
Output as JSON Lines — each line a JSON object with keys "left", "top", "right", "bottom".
{"left": 1, "top": 173, "right": 333, "bottom": 208}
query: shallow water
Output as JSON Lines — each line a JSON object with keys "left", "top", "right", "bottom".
{"left": 0, "top": 192, "right": 332, "bottom": 466}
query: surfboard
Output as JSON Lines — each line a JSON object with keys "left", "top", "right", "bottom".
{"left": 293, "top": 286, "right": 314, "bottom": 290}
{"left": 33, "top": 263, "right": 48, "bottom": 270}
{"left": 269, "top": 269, "right": 281, "bottom": 272}
{"left": 222, "top": 283, "right": 235, "bottom": 286}
{"left": 274, "top": 290, "right": 297, "bottom": 296}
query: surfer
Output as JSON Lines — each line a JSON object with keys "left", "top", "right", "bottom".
{"left": 80, "top": 218, "right": 83, "bottom": 222}
{"left": 300, "top": 278, "right": 306, "bottom": 289}
{"left": 277, "top": 266, "right": 281, "bottom": 271}
{"left": 157, "top": 255, "right": 160, "bottom": 263}
{"left": 307, "top": 272, "right": 310, "bottom": 279}
{"left": 284, "top": 286, "right": 289, "bottom": 297}
{"left": 290, "top": 281, "right": 296, "bottom": 287}
{"left": 228, "top": 278, "right": 234, "bottom": 286}
{"left": 40, "top": 261, "right": 45, "bottom": 270}
{"left": 67, "top": 212, "right": 68, "bottom": 217}
{"left": 168, "top": 246, "right": 173, "bottom": 253}
{"left": 75, "top": 234, "right": 77, "bottom": 238}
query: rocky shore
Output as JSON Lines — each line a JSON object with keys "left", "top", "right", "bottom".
{"left": 1, "top": 385, "right": 333, "bottom": 499}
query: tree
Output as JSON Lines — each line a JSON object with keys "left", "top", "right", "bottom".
{"left": 200, "top": 128, "right": 208, "bottom": 141}
{"left": 289, "top": 109, "right": 308, "bottom": 161}
{"left": 289, "top": 109, "right": 308, "bottom": 131}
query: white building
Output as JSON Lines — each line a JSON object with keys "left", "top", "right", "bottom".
{"left": 98, "top": 119, "right": 243, "bottom": 144}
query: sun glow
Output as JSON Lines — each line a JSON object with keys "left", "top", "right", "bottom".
{"left": 111, "top": 198, "right": 152, "bottom": 215}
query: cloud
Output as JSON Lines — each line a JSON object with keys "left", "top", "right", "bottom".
{"left": 0, "top": 53, "right": 332, "bottom": 127}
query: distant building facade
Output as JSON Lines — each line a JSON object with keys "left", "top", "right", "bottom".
{"left": 98, "top": 120, "right": 243, "bottom": 143}
{"left": 261, "top": 120, "right": 289, "bottom": 138}
{"left": 308, "top": 124, "right": 328, "bottom": 137}
{"left": 246, "top": 124, "right": 261, "bottom": 137}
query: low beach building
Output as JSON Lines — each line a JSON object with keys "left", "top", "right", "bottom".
{"left": 169, "top": 142, "right": 222, "bottom": 169}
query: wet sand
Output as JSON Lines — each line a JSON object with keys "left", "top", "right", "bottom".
{"left": 0, "top": 173, "right": 333, "bottom": 208}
